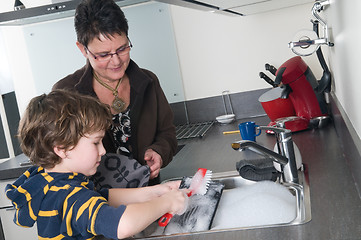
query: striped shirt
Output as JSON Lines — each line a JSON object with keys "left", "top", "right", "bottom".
{"left": 5, "top": 166, "right": 126, "bottom": 239}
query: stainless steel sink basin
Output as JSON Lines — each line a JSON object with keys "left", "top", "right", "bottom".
{"left": 210, "top": 168, "right": 311, "bottom": 230}
{"left": 135, "top": 167, "right": 311, "bottom": 239}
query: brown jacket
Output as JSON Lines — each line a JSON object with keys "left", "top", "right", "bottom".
{"left": 52, "top": 60, "right": 177, "bottom": 167}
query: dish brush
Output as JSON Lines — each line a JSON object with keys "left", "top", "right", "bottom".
{"left": 158, "top": 168, "right": 212, "bottom": 227}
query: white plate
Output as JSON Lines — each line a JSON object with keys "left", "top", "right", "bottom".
{"left": 216, "top": 114, "right": 235, "bottom": 124}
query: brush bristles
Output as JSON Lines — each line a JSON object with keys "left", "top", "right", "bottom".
{"left": 196, "top": 170, "right": 212, "bottom": 195}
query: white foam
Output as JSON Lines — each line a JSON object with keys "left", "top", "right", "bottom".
{"left": 211, "top": 181, "right": 296, "bottom": 229}
{"left": 163, "top": 185, "right": 221, "bottom": 235}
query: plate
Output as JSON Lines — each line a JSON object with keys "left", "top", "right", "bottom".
{"left": 216, "top": 114, "right": 235, "bottom": 124}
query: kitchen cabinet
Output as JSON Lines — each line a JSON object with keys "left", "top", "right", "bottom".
{"left": 0, "top": 92, "right": 22, "bottom": 160}
{"left": 0, "top": 179, "right": 37, "bottom": 240}
{"left": 156, "top": 0, "right": 315, "bottom": 15}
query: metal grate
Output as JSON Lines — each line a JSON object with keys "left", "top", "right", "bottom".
{"left": 176, "top": 121, "right": 214, "bottom": 140}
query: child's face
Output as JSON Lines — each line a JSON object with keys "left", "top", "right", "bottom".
{"left": 63, "top": 130, "right": 106, "bottom": 176}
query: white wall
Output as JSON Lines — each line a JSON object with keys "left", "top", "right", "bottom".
{"left": 169, "top": 3, "right": 325, "bottom": 101}
{"left": 0, "top": 2, "right": 184, "bottom": 114}
{"left": 169, "top": 0, "right": 361, "bottom": 141}
{"left": 4, "top": 1, "right": 359, "bottom": 141}
{"left": 0, "top": 18, "right": 85, "bottom": 115}
{"left": 325, "top": 0, "right": 361, "bottom": 141}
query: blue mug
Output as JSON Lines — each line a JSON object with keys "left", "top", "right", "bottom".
{"left": 238, "top": 121, "right": 261, "bottom": 141}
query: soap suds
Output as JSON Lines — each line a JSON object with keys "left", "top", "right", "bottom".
{"left": 164, "top": 183, "right": 224, "bottom": 235}
{"left": 211, "top": 181, "right": 296, "bottom": 229}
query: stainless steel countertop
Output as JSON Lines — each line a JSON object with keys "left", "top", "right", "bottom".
{"left": 1, "top": 116, "right": 360, "bottom": 239}
{"left": 159, "top": 116, "right": 361, "bottom": 240}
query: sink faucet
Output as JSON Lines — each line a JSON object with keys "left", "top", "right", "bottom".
{"left": 232, "top": 126, "right": 299, "bottom": 184}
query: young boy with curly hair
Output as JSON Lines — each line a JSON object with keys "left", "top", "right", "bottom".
{"left": 5, "top": 90, "right": 188, "bottom": 239}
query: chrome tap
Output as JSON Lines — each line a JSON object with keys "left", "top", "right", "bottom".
{"left": 232, "top": 126, "right": 299, "bottom": 184}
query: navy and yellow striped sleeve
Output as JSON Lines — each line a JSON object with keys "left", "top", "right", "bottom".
{"left": 5, "top": 166, "right": 44, "bottom": 227}
{"left": 57, "top": 187, "right": 126, "bottom": 239}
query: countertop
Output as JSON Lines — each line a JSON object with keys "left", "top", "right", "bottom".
{"left": 158, "top": 116, "right": 361, "bottom": 240}
{"left": 1, "top": 116, "right": 361, "bottom": 239}
{"left": 0, "top": 154, "right": 31, "bottom": 180}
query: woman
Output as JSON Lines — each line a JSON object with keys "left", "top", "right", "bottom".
{"left": 53, "top": 0, "right": 177, "bottom": 186}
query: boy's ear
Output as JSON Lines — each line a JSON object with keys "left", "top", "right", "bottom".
{"left": 53, "top": 146, "right": 67, "bottom": 159}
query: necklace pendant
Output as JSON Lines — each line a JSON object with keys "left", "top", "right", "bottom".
{"left": 112, "top": 96, "right": 126, "bottom": 113}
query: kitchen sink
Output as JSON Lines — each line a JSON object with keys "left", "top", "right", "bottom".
{"left": 210, "top": 168, "right": 311, "bottom": 230}
{"left": 135, "top": 167, "right": 311, "bottom": 239}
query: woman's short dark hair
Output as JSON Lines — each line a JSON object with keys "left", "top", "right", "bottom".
{"left": 18, "top": 90, "right": 112, "bottom": 169}
{"left": 75, "top": 0, "right": 129, "bottom": 47}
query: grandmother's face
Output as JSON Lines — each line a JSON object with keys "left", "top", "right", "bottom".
{"left": 78, "top": 33, "right": 131, "bottom": 82}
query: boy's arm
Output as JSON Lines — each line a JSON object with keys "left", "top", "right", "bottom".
{"left": 116, "top": 188, "right": 187, "bottom": 239}
{"left": 107, "top": 180, "right": 181, "bottom": 207}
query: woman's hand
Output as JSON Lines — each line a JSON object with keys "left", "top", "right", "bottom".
{"left": 144, "top": 149, "right": 163, "bottom": 179}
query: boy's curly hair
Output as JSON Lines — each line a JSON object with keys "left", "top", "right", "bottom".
{"left": 18, "top": 89, "right": 112, "bottom": 169}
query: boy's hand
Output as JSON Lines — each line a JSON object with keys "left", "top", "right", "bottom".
{"left": 152, "top": 180, "right": 182, "bottom": 197}
{"left": 163, "top": 180, "right": 181, "bottom": 190}
{"left": 166, "top": 189, "right": 189, "bottom": 215}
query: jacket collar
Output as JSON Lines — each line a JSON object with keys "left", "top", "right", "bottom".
{"left": 74, "top": 61, "right": 96, "bottom": 96}
{"left": 74, "top": 59, "right": 152, "bottom": 96}
{"left": 127, "top": 59, "right": 152, "bottom": 94}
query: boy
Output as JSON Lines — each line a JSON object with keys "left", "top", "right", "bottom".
{"left": 5, "top": 90, "right": 188, "bottom": 239}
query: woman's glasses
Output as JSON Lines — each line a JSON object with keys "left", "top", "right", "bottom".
{"left": 85, "top": 39, "right": 133, "bottom": 62}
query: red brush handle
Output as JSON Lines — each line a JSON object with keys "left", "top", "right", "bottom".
{"left": 158, "top": 213, "right": 173, "bottom": 227}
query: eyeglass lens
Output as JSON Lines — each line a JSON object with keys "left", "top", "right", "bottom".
{"left": 87, "top": 41, "right": 132, "bottom": 62}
